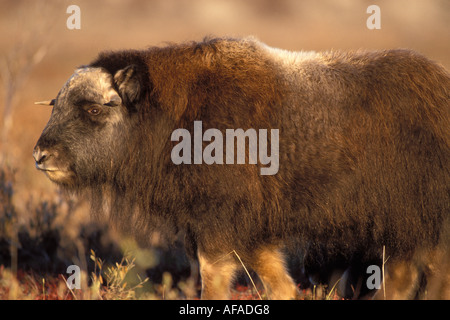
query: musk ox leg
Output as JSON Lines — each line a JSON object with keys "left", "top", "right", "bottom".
{"left": 373, "top": 259, "right": 421, "bottom": 300}
{"left": 373, "top": 247, "right": 450, "bottom": 300}
{"left": 198, "top": 251, "right": 239, "bottom": 300}
{"left": 251, "top": 247, "right": 299, "bottom": 300}
{"left": 421, "top": 248, "right": 450, "bottom": 300}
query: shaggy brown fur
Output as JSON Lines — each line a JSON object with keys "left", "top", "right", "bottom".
{"left": 34, "top": 37, "right": 449, "bottom": 299}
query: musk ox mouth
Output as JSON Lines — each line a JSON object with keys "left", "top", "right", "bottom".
{"left": 41, "top": 169, "right": 74, "bottom": 184}
{"left": 35, "top": 164, "right": 74, "bottom": 184}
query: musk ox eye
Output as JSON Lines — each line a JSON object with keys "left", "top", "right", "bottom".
{"left": 87, "top": 106, "right": 102, "bottom": 115}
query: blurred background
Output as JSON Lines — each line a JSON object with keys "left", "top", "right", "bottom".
{"left": 0, "top": 0, "right": 449, "bottom": 298}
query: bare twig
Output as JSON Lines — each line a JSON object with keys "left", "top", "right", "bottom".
{"left": 60, "top": 274, "right": 77, "bottom": 300}
{"left": 381, "top": 245, "right": 390, "bottom": 300}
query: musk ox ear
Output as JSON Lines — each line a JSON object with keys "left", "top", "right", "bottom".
{"left": 113, "top": 65, "right": 141, "bottom": 105}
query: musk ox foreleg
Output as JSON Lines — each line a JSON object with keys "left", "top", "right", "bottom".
{"left": 250, "top": 246, "right": 299, "bottom": 300}
{"left": 198, "top": 251, "right": 239, "bottom": 299}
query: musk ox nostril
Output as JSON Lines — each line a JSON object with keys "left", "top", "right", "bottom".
{"left": 33, "top": 147, "right": 50, "bottom": 165}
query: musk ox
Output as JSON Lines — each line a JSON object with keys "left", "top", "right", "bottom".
{"left": 33, "top": 37, "right": 449, "bottom": 299}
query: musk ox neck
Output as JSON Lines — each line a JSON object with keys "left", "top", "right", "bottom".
{"left": 79, "top": 112, "right": 183, "bottom": 245}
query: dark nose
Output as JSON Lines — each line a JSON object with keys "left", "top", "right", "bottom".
{"left": 33, "top": 147, "right": 50, "bottom": 164}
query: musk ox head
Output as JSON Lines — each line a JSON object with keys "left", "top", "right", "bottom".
{"left": 33, "top": 65, "right": 142, "bottom": 187}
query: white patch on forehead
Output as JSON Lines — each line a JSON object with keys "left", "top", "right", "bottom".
{"left": 59, "top": 67, "right": 119, "bottom": 103}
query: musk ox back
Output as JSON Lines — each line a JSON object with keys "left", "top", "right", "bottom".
{"left": 33, "top": 37, "right": 449, "bottom": 299}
